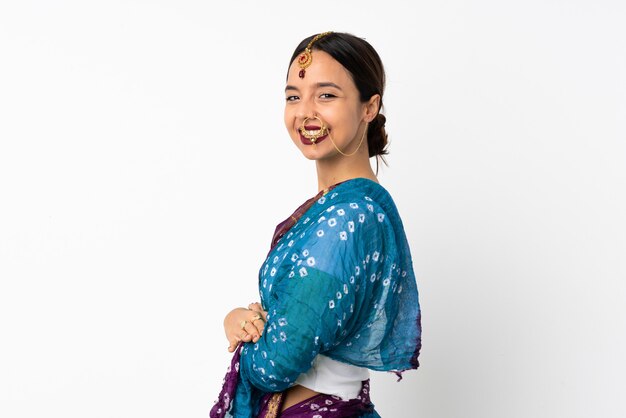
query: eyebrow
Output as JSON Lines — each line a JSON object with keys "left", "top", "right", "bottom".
{"left": 285, "top": 82, "right": 343, "bottom": 92}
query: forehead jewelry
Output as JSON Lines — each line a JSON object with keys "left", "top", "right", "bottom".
{"left": 297, "top": 31, "right": 333, "bottom": 79}
{"left": 299, "top": 116, "right": 329, "bottom": 145}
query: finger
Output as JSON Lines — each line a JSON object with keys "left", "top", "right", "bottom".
{"left": 243, "top": 322, "right": 259, "bottom": 340}
{"left": 246, "top": 306, "right": 268, "bottom": 329}
{"left": 250, "top": 312, "right": 266, "bottom": 329}
{"left": 242, "top": 321, "right": 262, "bottom": 343}
{"left": 250, "top": 316, "right": 266, "bottom": 335}
{"left": 253, "top": 309, "right": 268, "bottom": 322}
{"left": 239, "top": 328, "right": 256, "bottom": 344}
{"left": 228, "top": 338, "right": 239, "bottom": 352}
{"left": 248, "top": 303, "right": 264, "bottom": 313}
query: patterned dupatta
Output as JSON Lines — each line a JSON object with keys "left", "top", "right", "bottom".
{"left": 210, "top": 178, "right": 421, "bottom": 418}
{"left": 210, "top": 184, "right": 343, "bottom": 418}
{"left": 269, "top": 183, "right": 343, "bottom": 251}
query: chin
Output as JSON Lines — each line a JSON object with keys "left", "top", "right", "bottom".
{"left": 298, "top": 148, "right": 322, "bottom": 161}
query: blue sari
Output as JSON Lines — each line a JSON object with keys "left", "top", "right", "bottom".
{"left": 211, "top": 178, "right": 421, "bottom": 417}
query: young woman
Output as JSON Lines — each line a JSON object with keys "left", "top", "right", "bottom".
{"left": 211, "top": 31, "right": 422, "bottom": 418}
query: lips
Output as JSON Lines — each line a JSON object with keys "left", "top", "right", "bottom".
{"left": 299, "top": 126, "right": 329, "bottom": 145}
{"left": 297, "top": 118, "right": 330, "bottom": 145}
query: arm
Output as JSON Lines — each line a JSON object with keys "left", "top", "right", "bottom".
{"left": 239, "top": 199, "right": 386, "bottom": 392}
{"left": 239, "top": 267, "right": 355, "bottom": 392}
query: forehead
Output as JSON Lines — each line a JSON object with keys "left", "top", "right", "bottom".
{"left": 287, "top": 50, "right": 355, "bottom": 88}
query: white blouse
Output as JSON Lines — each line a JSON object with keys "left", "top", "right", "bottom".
{"left": 295, "top": 354, "right": 370, "bottom": 400}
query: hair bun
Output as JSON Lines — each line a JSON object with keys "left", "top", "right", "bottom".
{"left": 367, "top": 113, "right": 389, "bottom": 158}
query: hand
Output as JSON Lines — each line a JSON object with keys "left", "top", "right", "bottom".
{"left": 247, "top": 302, "right": 268, "bottom": 323}
{"left": 224, "top": 306, "right": 267, "bottom": 353}
{"left": 247, "top": 302, "right": 268, "bottom": 340}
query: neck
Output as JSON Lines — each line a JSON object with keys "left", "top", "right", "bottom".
{"left": 315, "top": 152, "right": 378, "bottom": 192}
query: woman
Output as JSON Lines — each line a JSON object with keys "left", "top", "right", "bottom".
{"left": 211, "top": 31, "right": 421, "bottom": 418}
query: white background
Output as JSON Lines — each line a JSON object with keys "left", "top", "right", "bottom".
{"left": 1, "top": 1, "right": 625, "bottom": 417}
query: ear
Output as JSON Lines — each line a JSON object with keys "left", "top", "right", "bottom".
{"left": 362, "top": 94, "right": 381, "bottom": 123}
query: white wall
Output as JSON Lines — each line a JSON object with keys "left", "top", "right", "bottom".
{"left": 1, "top": 1, "right": 624, "bottom": 417}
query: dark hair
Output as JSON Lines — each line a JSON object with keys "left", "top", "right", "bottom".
{"left": 288, "top": 32, "right": 389, "bottom": 164}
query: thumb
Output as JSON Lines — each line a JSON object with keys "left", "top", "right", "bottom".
{"left": 228, "top": 339, "right": 240, "bottom": 353}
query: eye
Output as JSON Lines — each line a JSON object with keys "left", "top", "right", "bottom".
{"left": 285, "top": 95, "right": 299, "bottom": 102}
{"left": 319, "top": 93, "right": 336, "bottom": 99}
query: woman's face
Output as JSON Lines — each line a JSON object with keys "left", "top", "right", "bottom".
{"left": 284, "top": 50, "right": 375, "bottom": 161}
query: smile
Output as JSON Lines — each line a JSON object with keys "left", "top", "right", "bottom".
{"left": 299, "top": 124, "right": 329, "bottom": 145}
{"left": 298, "top": 125, "right": 329, "bottom": 145}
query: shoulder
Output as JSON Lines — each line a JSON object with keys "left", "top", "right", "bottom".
{"left": 301, "top": 179, "right": 398, "bottom": 248}
{"left": 314, "top": 178, "right": 398, "bottom": 225}
{"left": 326, "top": 178, "right": 396, "bottom": 209}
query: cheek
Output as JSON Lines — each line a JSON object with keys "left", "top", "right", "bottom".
{"left": 284, "top": 107, "right": 298, "bottom": 138}
{"left": 284, "top": 107, "right": 291, "bottom": 129}
{"left": 327, "top": 109, "right": 354, "bottom": 130}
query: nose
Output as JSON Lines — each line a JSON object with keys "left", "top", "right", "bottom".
{"left": 294, "top": 97, "right": 317, "bottom": 121}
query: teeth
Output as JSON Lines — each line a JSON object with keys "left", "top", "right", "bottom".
{"left": 306, "top": 130, "right": 322, "bottom": 135}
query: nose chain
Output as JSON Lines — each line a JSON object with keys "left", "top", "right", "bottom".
{"left": 328, "top": 123, "right": 368, "bottom": 157}
{"left": 299, "top": 115, "right": 367, "bottom": 156}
